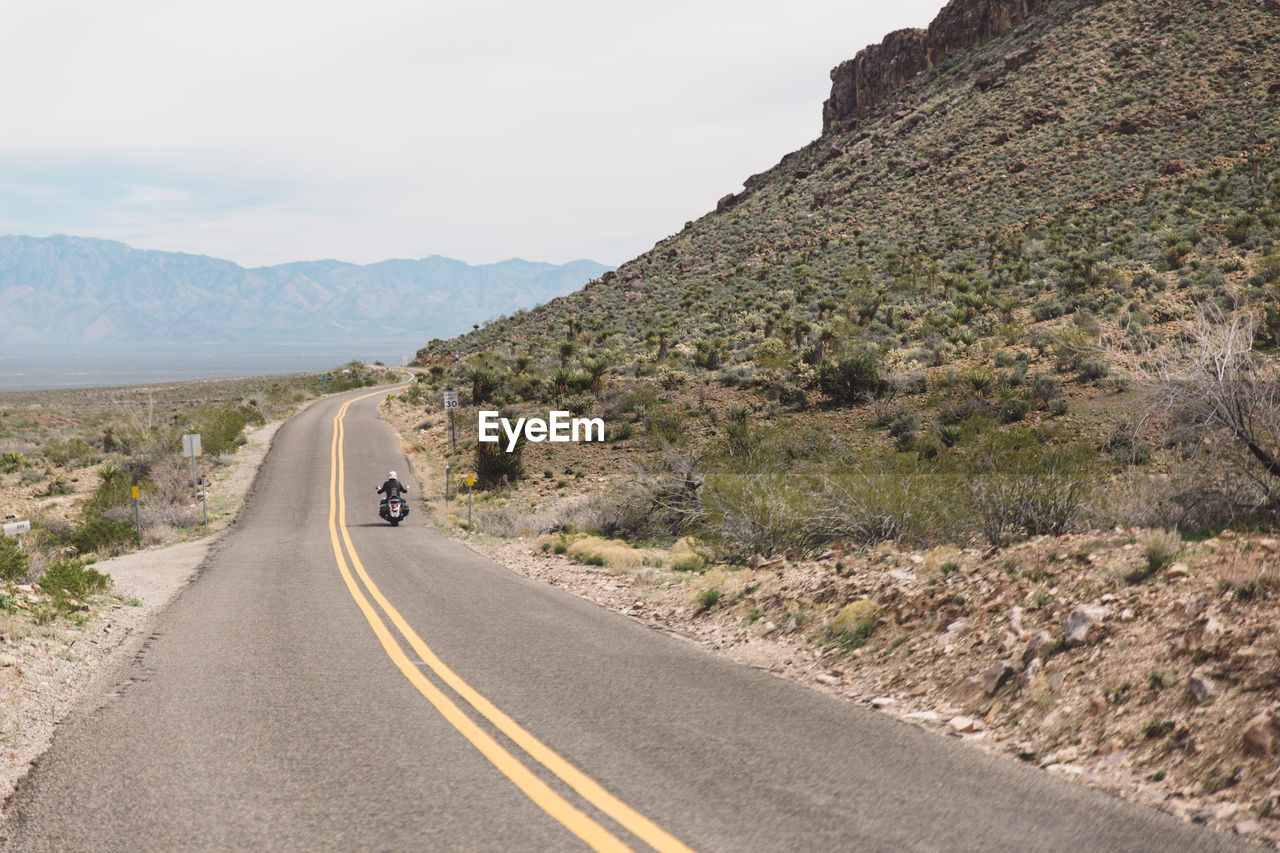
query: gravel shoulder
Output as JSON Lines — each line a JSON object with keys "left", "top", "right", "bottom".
{"left": 0, "top": 416, "right": 287, "bottom": 820}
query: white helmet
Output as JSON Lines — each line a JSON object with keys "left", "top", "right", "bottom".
{"left": 389, "top": 470, "right": 397, "bottom": 479}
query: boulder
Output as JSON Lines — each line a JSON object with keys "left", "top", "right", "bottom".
{"left": 982, "top": 660, "right": 1016, "bottom": 696}
{"left": 1064, "top": 605, "right": 1109, "bottom": 646}
{"left": 1242, "top": 710, "right": 1280, "bottom": 756}
{"left": 1187, "top": 672, "right": 1215, "bottom": 703}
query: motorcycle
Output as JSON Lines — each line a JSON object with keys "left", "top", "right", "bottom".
{"left": 378, "top": 495, "right": 409, "bottom": 526}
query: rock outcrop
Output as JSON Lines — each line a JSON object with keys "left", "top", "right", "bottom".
{"left": 823, "top": 0, "right": 1047, "bottom": 131}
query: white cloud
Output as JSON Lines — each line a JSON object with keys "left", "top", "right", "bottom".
{"left": 0, "top": 1, "right": 948, "bottom": 266}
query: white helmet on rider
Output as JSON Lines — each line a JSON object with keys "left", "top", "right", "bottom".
{"left": 389, "top": 471, "right": 397, "bottom": 479}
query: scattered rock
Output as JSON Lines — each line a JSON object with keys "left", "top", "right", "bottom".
{"left": 1187, "top": 672, "right": 1215, "bottom": 703}
{"left": 1242, "top": 710, "right": 1280, "bottom": 756}
{"left": 870, "top": 696, "right": 896, "bottom": 710}
{"left": 1008, "top": 606, "right": 1026, "bottom": 637}
{"left": 1257, "top": 538, "right": 1279, "bottom": 553}
{"left": 1064, "top": 606, "right": 1109, "bottom": 646}
{"left": 1112, "top": 116, "right": 1145, "bottom": 135}
{"left": 974, "top": 70, "right": 1002, "bottom": 92}
{"left": 949, "top": 715, "right": 979, "bottom": 734}
{"left": 1022, "top": 632, "right": 1052, "bottom": 669}
{"left": 952, "top": 676, "right": 988, "bottom": 709}
{"left": 1236, "top": 818, "right": 1262, "bottom": 836}
{"left": 748, "top": 553, "right": 765, "bottom": 569}
{"left": 633, "top": 568, "right": 657, "bottom": 586}
{"left": 1166, "top": 563, "right": 1190, "bottom": 579}
{"left": 982, "top": 660, "right": 1016, "bottom": 696}
{"left": 1003, "top": 44, "right": 1041, "bottom": 72}
{"left": 1008, "top": 159, "right": 1028, "bottom": 174}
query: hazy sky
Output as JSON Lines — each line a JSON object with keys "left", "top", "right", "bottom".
{"left": 1, "top": 1, "right": 948, "bottom": 268}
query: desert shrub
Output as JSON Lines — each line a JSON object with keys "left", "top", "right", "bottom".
{"left": 465, "top": 366, "right": 502, "bottom": 404}
{"left": 69, "top": 518, "right": 137, "bottom": 556}
{"left": 695, "top": 586, "right": 722, "bottom": 612}
{"left": 889, "top": 412, "right": 919, "bottom": 449}
{"left": 184, "top": 404, "right": 263, "bottom": 456}
{"left": 565, "top": 535, "right": 645, "bottom": 569}
{"left": 998, "top": 396, "right": 1031, "bottom": 423}
{"left": 474, "top": 436, "right": 525, "bottom": 490}
{"left": 592, "top": 448, "right": 705, "bottom": 539}
{"left": 1126, "top": 529, "right": 1182, "bottom": 583}
{"left": 669, "top": 536, "right": 708, "bottom": 572}
{"left": 655, "top": 365, "right": 688, "bottom": 391}
{"left": 82, "top": 465, "right": 135, "bottom": 521}
{"left": 965, "top": 428, "right": 1095, "bottom": 545}
{"left": 1031, "top": 299, "right": 1068, "bottom": 322}
{"left": 0, "top": 536, "right": 29, "bottom": 582}
{"left": 43, "top": 438, "right": 99, "bottom": 468}
{"left": 1077, "top": 359, "right": 1110, "bottom": 382}
{"left": 0, "top": 451, "right": 25, "bottom": 473}
{"left": 39, "top": 558, "right": 111, "bottom": 599}
{"left": 967, "top": 427, "right": 1090, "bottom": 540}
{"left": 702, "top": 470, "right": 809, "bottom": 557}
{"left": 399, "top": 382, "right": 428, "bottom": 406}
{"left": 803, "top": 453, "right": 961, "bottom": 546}
{"left": 644, "top": 406, "right": 685, "bottom": 445}
{"left": 561, "top": 394, "right": 594, "bottom": 416}
{"left": 815, "top": 354, "right": 890, "bottom": 405}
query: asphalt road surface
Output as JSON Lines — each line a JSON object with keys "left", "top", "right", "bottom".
{"left": 1, "top": 387, "right": 1244, "bottom": 851}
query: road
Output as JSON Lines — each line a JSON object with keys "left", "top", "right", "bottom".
{"left": 1, "top": 387, "right": 1242, "bottom": 851}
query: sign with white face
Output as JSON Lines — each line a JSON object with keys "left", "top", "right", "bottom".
{"left": 3, "top": 520, "right": 30, "bottom": 537}
{"left": 443, "top": 391, "right": 460, "bottom": 410}
{"left": 182, "top": 433, "right": 202, "bottom": 457}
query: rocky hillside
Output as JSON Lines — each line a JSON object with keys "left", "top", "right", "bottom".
{"left": 823, "top": 0, "right": 1045, "bottom": 130}
{"left": 0, "top": 235, "right": 610, "bottom": 346}
{"left": 436, "top": 0, "right": 1279, "bottom": 370}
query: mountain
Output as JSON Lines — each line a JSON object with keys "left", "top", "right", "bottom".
{"left": 436, "top": 0, "right": 1280, "bottom": 368}
{"left": 0, "top": 235, "right": 611, "bottom": 346}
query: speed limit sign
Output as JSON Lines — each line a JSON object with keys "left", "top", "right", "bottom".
{"left": 443, "top": 390, "right": 459, "bottom": 410}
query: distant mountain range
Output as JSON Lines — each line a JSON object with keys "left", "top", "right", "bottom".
{"left": 0, "top": 235, "right": 611, "bottom": 347}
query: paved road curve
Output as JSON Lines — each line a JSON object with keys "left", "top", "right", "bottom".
{"left": 2, "top": 387, "right": 1244, "bottom": 851}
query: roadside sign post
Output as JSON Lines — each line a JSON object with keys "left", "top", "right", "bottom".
{"left": 445, "top": 465, "right": 451, "bottom": 507}
{"left": 443, "top": 390, "right": 459, "bottom": 448}
{"left": 132, "top": 486, "right": 141, "bottom": 544}
{"left": 199, "top": 476, "right": 209, "bottom": 529}
{"left": 182, "top": 433, "right": 202, "bottom": 499}
{"left": 2, "top": 519, "right": 30, "bottom": 551}
{"left": 466, "top": 472, "right": 474, "bottom": 532}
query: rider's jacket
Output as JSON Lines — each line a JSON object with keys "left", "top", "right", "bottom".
{"left": 378, "top": 478, "right": 407, "bottom": 498}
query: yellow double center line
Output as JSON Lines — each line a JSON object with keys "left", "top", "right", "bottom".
{"left": 328, "top": 389, "right": 693, "bottom": 853}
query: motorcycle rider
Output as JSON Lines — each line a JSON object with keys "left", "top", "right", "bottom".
{"left": 378, "top": 470, "right": 408, "bottom": 499}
